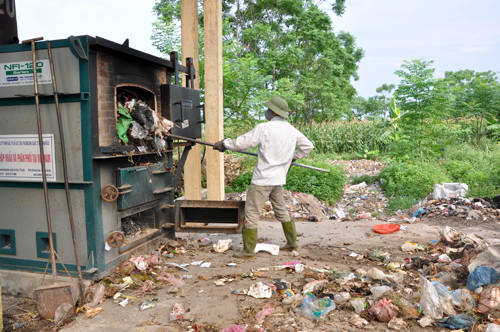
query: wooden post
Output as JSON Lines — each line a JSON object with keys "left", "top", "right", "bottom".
{"left": 181, "top": 0, "right": 202, "bottom": 200}
{"left": 204, "top": 0, "right": 225, "bottom": 200}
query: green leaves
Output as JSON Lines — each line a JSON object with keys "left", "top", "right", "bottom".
{"left": 151, "top": 0, "right": 363, "bottom": 123}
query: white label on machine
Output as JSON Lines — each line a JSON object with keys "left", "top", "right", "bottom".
{"left": 0, "top": 134, "right": 56, "bottom": 182}
{"left": 182, "top": 119, "right": 189, "bottom": 129}
{"left": 0, "top": 60, "right": 53, "bottom": 87}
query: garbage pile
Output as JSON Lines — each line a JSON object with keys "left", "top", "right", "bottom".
{"left": 216, "top": 226, "right": 500, "bottom": 331}
{"left": 334, "top": 181, "right": 388, "bottom": 221}
{"left": 330, "top": 159, "right": 385, "bottom": 177}
{"left": 116, "top": 92, "right": 174, "bottom": 155}
{"left": 407, "top": 196, "right": 500, "bottom": 222}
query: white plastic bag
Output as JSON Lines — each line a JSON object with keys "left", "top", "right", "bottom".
{"left": 432, "top": 183, "right": 468, "bottom": 199}
{"left": 370, "top": 285, "right": 392, "bottom": 300}
{"left": 418, "top": 276, "right": 443, "bottom": 319}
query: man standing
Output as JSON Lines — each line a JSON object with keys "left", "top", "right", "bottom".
{"left": 213, "top": 97, "right": 314, "bottom": 259}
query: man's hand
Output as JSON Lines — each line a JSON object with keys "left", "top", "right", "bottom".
{"left": 213, "top": 140, "right": 227, "bottom": 152}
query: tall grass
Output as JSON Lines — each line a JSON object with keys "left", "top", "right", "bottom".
{"left": 298, "top": 121, "right": 389, "bottom": 154}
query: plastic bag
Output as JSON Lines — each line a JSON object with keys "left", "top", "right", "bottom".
{"left": 467, "top": 266, "right": 499, "bottom": 291}
{"left": 431, "top": 281, "right": 451, "bottom": 298}
{"left": 438, "top": 313, "right": 476, "bottom": 330}
{"left": 468, "top": 244, "right": 500, "bottom": 274}
{"left": 255, "top": 303, "right": 274, "bottom": 324}
{"left": 418, "top": 276, "right": 443, "bottom": 319}
{"left": 433, "top": 183, "right": 468, "bottom": 199}
{"left": 350, "top": 298, "right": 366, "bottom": 313}
{"left": 486, "top": 324, "right": 500, "bottom": 332}
{"left": 367, "top": 268, "right": 403, "bottom": 284}
{"left": 349, "top": 314, "right": 368, "bottom": 328}
{"left": 334, "top": 292, "right": 351, "bottom": 304}
{"left": 54, "top": 303, "right": 74, "bottom": 326}
{"left": 86, "top": 283, "right": 105, "bottom": 308}
{"left": 478, "top": 287, "right": 500, "bottom": 313}
{"left": 388, "top": 317, "right": 407, "bottom": 330}
{"left": 157, "top": 272, "right": 185, "bottom": 286}
{"left": 221, "top": 325, "right": 246, "bottom": 332}
{"left": 169, "top": 302, "right": 185, "bottom": 321}
{"left": 369, "top": 298, "right": 398, "bottom": 323}
{"left": 299, "top": 292, "right": 336, "bottom": 321}
{"left": 116, "top": 107, "right": 133, "bottom": 143}
{"left": 373, "top": 224, "right": 401, "bottom": 234}
{"left": 153, "top": 135, "right": 166, "bottom": 154}
{"left": 130, "top": 121, "right": 148, "bottom": 139}
{"left": 131, "top": 102, "right": 154, "bottom": 130}
{"left": 370, "top": 285, "right": 392, "bottom": 300}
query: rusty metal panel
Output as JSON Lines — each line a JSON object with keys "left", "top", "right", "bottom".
{"left": 34, "top": 281, "right": 79, "bottom": 319}
{"left": 174, "top": 200, "right": 245, "bottom": 234}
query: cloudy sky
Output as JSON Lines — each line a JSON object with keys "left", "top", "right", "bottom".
{"left": 15, "top": 0, "right": 500, "bottom": 98}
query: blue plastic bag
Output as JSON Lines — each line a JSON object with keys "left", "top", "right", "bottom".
{"left": 413, "top": 208, "right": 426, "bottom": 218}
{"left": 438, "top": 313, "right": 476, "bottom": 330}
{"left": 467, "top": 266, "right": 499, "bottom": 291}
{"left": 299, "top": 292, "right": 335, "bottom": 321}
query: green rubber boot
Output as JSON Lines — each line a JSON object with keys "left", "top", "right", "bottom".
{"left": 280, "top": 220, "right": 299, "bottom": 251}
{"left": 233, "top": 228, "right": 257, "bottom": 259}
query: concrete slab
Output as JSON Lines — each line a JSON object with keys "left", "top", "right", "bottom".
{"left": 0, "top": 270, "right": 90, "bottom": 298}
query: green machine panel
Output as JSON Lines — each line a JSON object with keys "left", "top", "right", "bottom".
{"left": 116, "top": 161, "right": 172, "bottom": 210}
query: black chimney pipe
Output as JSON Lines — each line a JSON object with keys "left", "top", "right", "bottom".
{"left": 0, "top": 0, "right": 19, "bottom": 45}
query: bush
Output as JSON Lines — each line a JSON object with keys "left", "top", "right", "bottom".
{"left": 227, "top": 160, "right": 345, "bottom": 205}
{"left": 379, "top": 163, "right": 450, "bottom": 200}
{"left": 441, "top": 143, "right": 500, "bottom": 197}
{"left": 229, "top": 172, "right": 253, "bottom": 193}
{"left": 285, "top": 160, "right": 345, "bottom": 205}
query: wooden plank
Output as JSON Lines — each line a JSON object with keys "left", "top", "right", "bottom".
{"left": 204, "top": 0, "right": 225, "bottom": 200}
{"left": 181, "top": 0, "right": 202, "bottom": 200}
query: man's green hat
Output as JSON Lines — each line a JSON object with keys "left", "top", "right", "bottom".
{"left": 265, "top": 97, "right": 289, "bottom": 119}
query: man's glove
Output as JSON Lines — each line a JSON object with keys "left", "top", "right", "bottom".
{"left": 213, "top": 140, "right": 227, "bottom": 152}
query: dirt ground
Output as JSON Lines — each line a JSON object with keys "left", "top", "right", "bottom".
{"left": 3, "top": 159, "right": 500, "bottom": 332}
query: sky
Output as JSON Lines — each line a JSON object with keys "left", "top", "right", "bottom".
{"left": 14, "top": 0, "right": 500, "bottom": 99}
{"left": 330, "top": 0, "right": 500, "bottom": 98}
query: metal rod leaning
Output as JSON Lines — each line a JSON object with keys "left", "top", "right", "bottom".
{"left": 47, "top": 41, "right": 85, "bottom": 304}
{"left": 168, "top": 134, "right": 330, "bottom": 173}
{"left": 22, "top": 36, "right": 58, "bottom": 284}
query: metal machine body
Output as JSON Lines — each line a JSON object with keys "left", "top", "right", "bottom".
{"left": 0, "top": 36, "right": 243, "bottom": 280}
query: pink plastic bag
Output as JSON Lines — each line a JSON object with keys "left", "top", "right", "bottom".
{"left": 221, "top": 325, "right": 246, "bottom": 332}
{"left": 147, "top": 254, "right": 159, "bottom": 266}
{"left": 369, "top": 298, "right": 399, "bottom": 322}
{"left": 157, "top": 272, "right": 185, "bottom": 286}
{"left": 255, "top": 303, "right": 274, "bottom": 323}
{"left": 142, "top": 280, "right": 154, "bottom": 292}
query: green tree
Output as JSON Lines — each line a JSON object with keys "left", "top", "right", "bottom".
{"left": 151, "top": 0, "right": 363, "bottom": 123}
{"left": 452, "top": 71, "right": 500, "bottom": 144}
{"left": 394, "top": 59, "right": 441, "bottom": 121}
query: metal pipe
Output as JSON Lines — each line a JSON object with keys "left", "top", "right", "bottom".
{"left": 168, "top": 134, "right": 330, "bottom": 173}
{"left": 23, "top": 37, "right": 58, "bottom": 284}
{"left": 47, "top": 42, "right": 85, "bottom": 302}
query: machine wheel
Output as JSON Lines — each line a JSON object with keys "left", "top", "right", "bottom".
{"left": 101, "top": 185, "right": 119, "bottom": 202}
{"left": 107, "top": 231, "right": 125, "bottom": 248}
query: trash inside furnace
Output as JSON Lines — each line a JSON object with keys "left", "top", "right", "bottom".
{"left": 0, "top": 36, "right": 244, "bottom": 279}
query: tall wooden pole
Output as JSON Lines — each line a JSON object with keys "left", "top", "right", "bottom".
{"left": 181, "top": 0, "right": 202, "bottom": 200}
{"left": 204, "top": 0, "right": 225, "bottom": 200}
